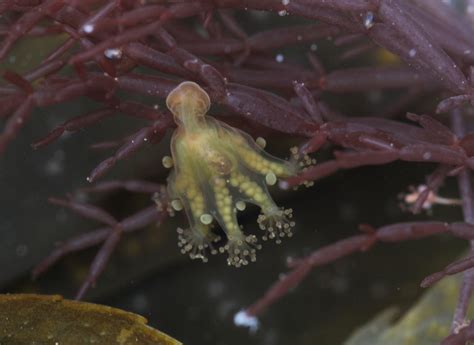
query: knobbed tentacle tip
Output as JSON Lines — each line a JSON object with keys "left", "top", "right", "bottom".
{"left": 221, "top": 234, "right": 261, "bottom": 267}
{"left": 177, "top": 227, "right": 219, "bottom": 262}
{"left": 288, "top": 146, "right": 316, "bottom": 188}
{"left": 257, "top": 207, "right": 295, "bottom": 243}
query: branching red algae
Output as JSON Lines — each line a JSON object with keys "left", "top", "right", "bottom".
{"left": 2, "top": 1, "right": 474, "bottom": 343}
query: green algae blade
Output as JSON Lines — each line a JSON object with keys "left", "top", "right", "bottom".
{"left": 0, "top": 294, "right": 181, "bottom": 345}
{"left": 344, "top": 275, "right": 471, "bottom": 345}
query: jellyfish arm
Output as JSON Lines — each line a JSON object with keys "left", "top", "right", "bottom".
{"left": 224, "top": 123, "right": 298, "bottom": 179}
{"left": 215, "top": 121, "right": 297, "bottom": 243}
{"left": 167, "top": 135, "right": 218, "bottom": 262}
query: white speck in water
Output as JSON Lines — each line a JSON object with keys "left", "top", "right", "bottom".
{"left": 368, "top": 90, "right": 382, "bottom": 103}
{"left": 275, "top": 53, "right": 284, "bottom": 63}
{"left": 409, "top": 48, "right": 417, "bottom": 57}
{"left": 278, "top": 10, "right": 287, "bottom": 16}
{"left": 278, "top": 180, "right": 290, "bottom": 190}
{"left": 363, "top": 11, "right": 374, "bottom": 29}
{"left": 296, "top": 35, "right": 302, "bottom": 41}
{"left": 331, "top": 275, "right": 349, "bottom": 294}
{"left": 234, "top": 310, "right": 259, "bottom": 333}
{"left": 310, "top": 43, "right": 318, "bottom": 51}
{"left": 250, "top": 10, "right": 271, "bottom": 20}
{"left": 131, "top": 293, "right": 149, "bottom": 313}
{"left": 281, "top": 0, "right": 290, "bottom": 5}
{"left": 16, "top": 244, "right": 28, "bottom": 257}
{"left": 464, "top": 49, "right": 472, "bottom": 55}
{"left": 82, "top": 24, "right": 94, "bottom": 33}
{"left": 423, "top": 152, "right": 432, "bottom": 160}
{"left": 207, "top": 280, "right": 225, "bottom": 298}
{"left": 74, "top": 191, "right": 89, "bottom": 203}
{"left": 44, "top": 150, "right": 65, "bottom": 176}
{"left": 339, "top": 202, "right": 357, "bottom": 222}
{"left": 55, "top": 209, "right": 68, "bottom": 223}
{"left": 104, "top": 48, "right": 123, "bottom": 60}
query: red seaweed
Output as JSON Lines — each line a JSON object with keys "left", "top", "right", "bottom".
{"left": 2, "top": 1, "right": 474, "bottom": 343}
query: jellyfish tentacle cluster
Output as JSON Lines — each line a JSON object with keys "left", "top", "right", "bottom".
{"left": 165, "top": 81, "right": 299, "bottom": 267}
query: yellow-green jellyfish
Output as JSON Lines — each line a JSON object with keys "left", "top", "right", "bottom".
{"left": 165, "top": 81, "right": 298, "bottom": 267}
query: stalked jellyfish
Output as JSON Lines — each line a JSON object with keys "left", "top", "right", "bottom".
{"left": 164, "top": 81, "right": 299, "bottom": 267}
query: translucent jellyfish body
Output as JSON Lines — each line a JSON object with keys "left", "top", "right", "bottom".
{"left": 165, "top": 81, "right": 298, "bottom": 267}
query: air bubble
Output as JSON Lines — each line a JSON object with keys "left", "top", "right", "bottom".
{"left": 278, "top": 180, "right": 290, "bottom": 190}
{"left": 104, "top": 48, "right": 123, "bottom": 60}
{"left": 363, "top": 11, "right": 374, "bottom": 29}
{"left": 234, "top": 310, "right": 259, "bottom": 333}
{"left": 82, "top": 24, "right": 94, "bottom": 33}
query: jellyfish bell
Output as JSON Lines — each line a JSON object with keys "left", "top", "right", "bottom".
{"left": 166, "top": 81, "right": 211, "bottom": 121}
